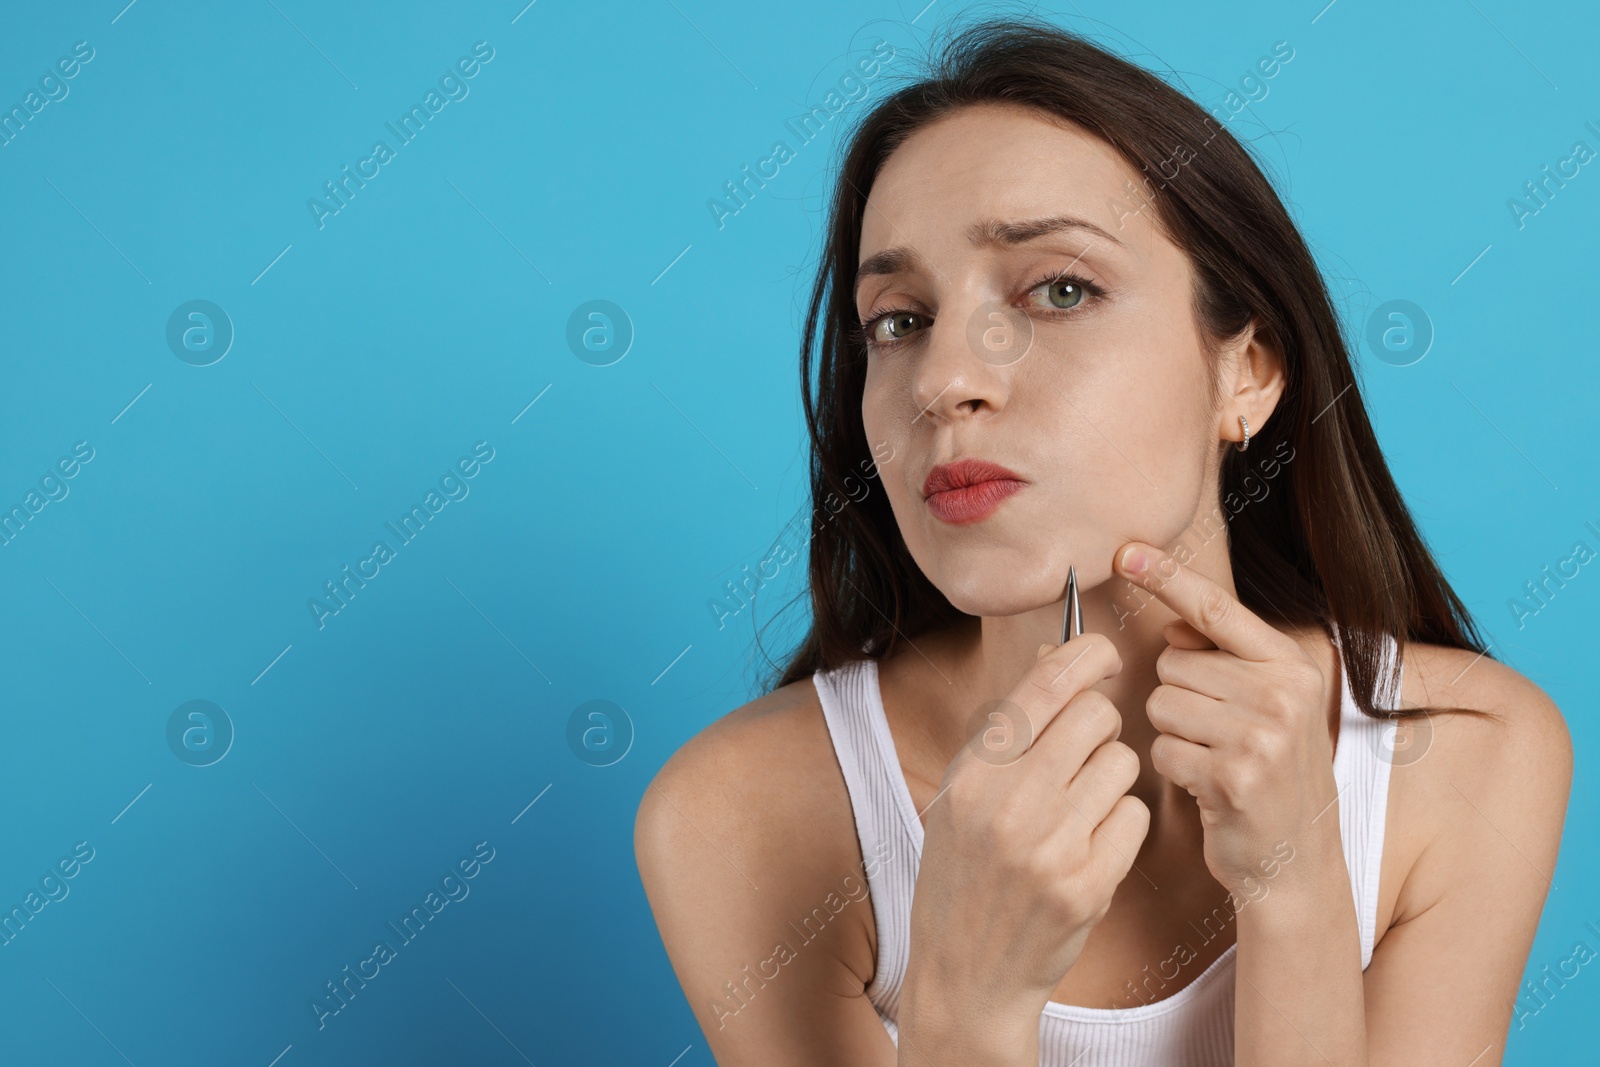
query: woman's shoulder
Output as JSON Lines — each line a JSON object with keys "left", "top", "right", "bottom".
{"left": 633, "top": 671, "right": 869, "bottom": 890}
{"left": 638, "top": 674, "right": 856, "bottom": 846}
{"left": 633, "top": 673, "right": 879, "bottom": 999}
{"left": 1384, "top": 637, "right": 1573, "bottom": 924}
{"left": 1394, "top": 638, "right": 1572, "bottom": 778}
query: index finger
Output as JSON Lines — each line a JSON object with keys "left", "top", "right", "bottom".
{"left": 1114, "top": 541, "right": 1283, "bottom": 661}
{"left": 1013, "top": 631, "right": 1123, "bottom": 751}
{"left": 960, "top": 633, "right": 1122, "bottom": 768}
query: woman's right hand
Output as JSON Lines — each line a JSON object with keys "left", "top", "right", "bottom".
{"left": 897, "top": 632, "right": 1151, "bottom": 1061}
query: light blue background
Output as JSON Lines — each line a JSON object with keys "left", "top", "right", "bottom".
{"left": 0, "top": 1, "right": 1595, "bottom": 1063}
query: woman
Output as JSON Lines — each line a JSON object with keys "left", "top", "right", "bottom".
{"left": 636, "top": 18, "right": 1572, "bottom": 1066}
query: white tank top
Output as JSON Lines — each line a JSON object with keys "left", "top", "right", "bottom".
{"left": 813, "top": 623, "right": 1400, "bottom": 1065}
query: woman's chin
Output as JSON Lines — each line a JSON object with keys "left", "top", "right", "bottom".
{"left": 935, "top": 577, "right": 1065, "bottom": 620}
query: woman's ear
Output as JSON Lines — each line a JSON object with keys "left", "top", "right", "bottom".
{"left": 1218, "top": 318, "right": 1286, "bottom": 444}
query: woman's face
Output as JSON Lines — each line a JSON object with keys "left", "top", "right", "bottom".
{"left": 857, "top": 103, "right": 1245, "bottom": 618}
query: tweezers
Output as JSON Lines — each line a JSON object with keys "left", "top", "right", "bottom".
{"left": 1059, "top": 564, "right": 1083, "bottom": 644}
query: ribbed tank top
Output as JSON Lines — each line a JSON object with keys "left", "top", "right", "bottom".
{"left": 813, "top": 623, "right": 1400, "bottom": 1065}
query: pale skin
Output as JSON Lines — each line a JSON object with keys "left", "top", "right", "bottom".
{"left": 635, "top": 103, "right": 1573, "bottom": 1065}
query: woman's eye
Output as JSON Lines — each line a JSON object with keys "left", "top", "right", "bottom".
{"left": 871, "top": 311, "right": 926, "bottom": 344}
{"left": 1027, "top": 277, "right": 1087, "bottom": 310}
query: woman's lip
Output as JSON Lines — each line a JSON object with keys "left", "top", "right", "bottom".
{"left": 925, "top": 479, "right": 1026, "bottom": 524}
{"left": 922, "top": 458, "right": 1027, "bottom": 496}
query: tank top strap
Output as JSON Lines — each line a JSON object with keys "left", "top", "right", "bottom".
{"left": 812, "top": 657, "right": 920, "bottom": 1033}
{"left": 1329, "top": 621, "right": 1403, "bottom": 971}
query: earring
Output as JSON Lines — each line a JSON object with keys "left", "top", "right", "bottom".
{"left": 1236, "top": 415, "right": 1251, "bottom": 452}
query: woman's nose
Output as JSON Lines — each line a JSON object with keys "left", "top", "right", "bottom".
{"left": 910, "top": 299, "right": 1025, "bottom": 422}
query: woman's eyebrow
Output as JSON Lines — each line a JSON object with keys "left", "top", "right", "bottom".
{"left": 856, "top": 214, "right": 1121, "bottom": 292}
{"left": 856, "top": 246, "right": 926, "bottom": 287}
{"left": 967, "top": 213, "right": 1122, "bottom": 249}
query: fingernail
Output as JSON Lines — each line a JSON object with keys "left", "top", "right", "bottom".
{"left": 1120, "top": 546, "right": 1149, "bottom": 575}
{"left": 1037, "top": 643, "right": 1052, "bottom": 659}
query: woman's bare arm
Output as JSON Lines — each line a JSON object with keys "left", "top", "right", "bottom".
{"left": 1359, "top": 648, "right": 1572, "bottom": 1066}
{"left": 634, "top": 682, "right": 899, "bottom": 1067}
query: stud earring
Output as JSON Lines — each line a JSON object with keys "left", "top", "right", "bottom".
{"left": 1236, "top": 415, "right": 1251, "bottom": 452}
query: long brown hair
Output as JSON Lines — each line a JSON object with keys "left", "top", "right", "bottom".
{"left": 759, "top": 16, "right": 1492, "bottom": 724}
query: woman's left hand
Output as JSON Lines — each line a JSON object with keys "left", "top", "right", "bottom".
{"left": 1113, "top": 540, "right": 1339, "bottom": 902}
